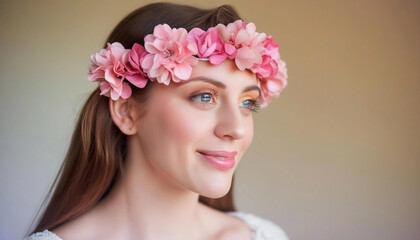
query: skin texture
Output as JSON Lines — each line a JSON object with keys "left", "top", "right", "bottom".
{"left": 53, "top": 59, "right": 259, "bottom": 240}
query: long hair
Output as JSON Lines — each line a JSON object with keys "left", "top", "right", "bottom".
{"left": 30, "top": 2, "right": 242, "bottom": 234}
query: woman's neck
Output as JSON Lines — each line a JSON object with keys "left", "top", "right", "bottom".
{"left": 91, "top": 145, "right": 209, "bottom": 240}
{"left": 103, "top": 159, "right": 204, "bottom": 239}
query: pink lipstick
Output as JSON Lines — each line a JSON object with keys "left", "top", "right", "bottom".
{"left": 197, "top": 150, "right": 237, "bottom": 171}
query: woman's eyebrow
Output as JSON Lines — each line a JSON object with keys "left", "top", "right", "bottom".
{"left": 181, "top": 76, "right": 261, "bottom": 94}
{"left": 243, "top": 85, "right": 261, "bottom": 95}
{"left": 186, "top": 76, "right": 226, "bottom": 88}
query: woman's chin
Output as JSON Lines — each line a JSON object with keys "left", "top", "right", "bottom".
{"left": 197, "top": 180, "right": 233, "bottom": 199}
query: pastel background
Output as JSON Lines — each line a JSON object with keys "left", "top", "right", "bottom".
{"left": 1, "top": 0, "right": 419, "bottom": 239}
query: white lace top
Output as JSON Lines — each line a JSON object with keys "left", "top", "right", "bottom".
{"left": 25, "top": 211, "right": 289, "bottom": 240}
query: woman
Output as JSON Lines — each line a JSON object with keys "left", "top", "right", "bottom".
{"left": 26, "top": 2, "right": 289, "bottom": 240}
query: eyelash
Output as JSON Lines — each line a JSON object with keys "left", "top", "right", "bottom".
{"left": 242, "top": 98, "right": 261, "bottom": 113}
{"left": 190, "top": 90, "right": 261, "bottom": 113}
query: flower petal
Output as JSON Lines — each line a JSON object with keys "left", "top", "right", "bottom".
{"left": 173, "top": 63, "right": 192, "bottom": 80}
{"left": 110, "top": 88, "right": 119, "bottom": 100}
{"left": 235, "top": 47, "right": 254, "bottom": 70}
{"left": 154, "top": 24, "right": 172, "bottom": 40}
{"left": 209, "top": 54, "right": 227, "bottom": 65}
{"left": 99, "top": 82, "right": 111, "bottom": 96}
{"left": 125, "top": 74, "right": 148, "bottom": 88}
{"left": 120, "top": 82, "right": 132, "bottom": 99}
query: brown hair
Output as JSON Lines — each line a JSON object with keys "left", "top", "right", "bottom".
{"left": 30, "top": 2, "right": 242, "bottom": 234}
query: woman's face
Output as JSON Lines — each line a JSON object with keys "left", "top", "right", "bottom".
{"left": 132, "top": 59, "right": 260, "bottom": 198}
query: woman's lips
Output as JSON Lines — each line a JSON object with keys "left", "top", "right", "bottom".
{"left": 197, "top": 150, "right": 237, "bottom": 171}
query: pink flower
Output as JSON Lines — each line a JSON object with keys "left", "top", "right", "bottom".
{"left": 261, "top": 36, "right": 280, "bottom": 60}
{"left": 249, "top": 35, "right": 287, "bottom": 107}
{"left": 217, "top": 20, "right": 266, "bottom": 70}
{"left": 252, "top": 55, "right": 279, "bottom": 79}
{"left": 141, "top": 24, "right": 198, "bottom": 85}
{"left": 259, "top": 59, "right": 288, "bottom": 107}
{"left": 188, "top": 27, "right": 236, "bottom": 65}
{"left": 87, "top": 42, "right": 132, "bottom": 100}
{"left": 251, "top": 36, "right": 281, "bottom": 79}
{"left": 124, "top": 43, "right": 148, "bottom": 88}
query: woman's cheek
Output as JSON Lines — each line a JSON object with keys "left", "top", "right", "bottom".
{"left": 161, "top": 97, "right": 214, "bottom": 144}
{"left": 240, "top": 117, "right": 254, "bottom": 156}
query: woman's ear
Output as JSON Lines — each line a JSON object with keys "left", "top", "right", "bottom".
{"left": 109, "top": 98, "right": 138, "bottom": 135}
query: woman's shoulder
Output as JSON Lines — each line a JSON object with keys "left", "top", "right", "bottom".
{"left": 25, "top": 230, "right": 62, "bottom": 240}
{"left": 227, "top": 211, "right": 289, "bottom": 240}
{"left": 25, "top": 212, "right": 289, "bottom": 240}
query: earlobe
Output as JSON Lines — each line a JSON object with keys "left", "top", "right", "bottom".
{"left": 108, "top": 98, "right": 138, "bottom": 135}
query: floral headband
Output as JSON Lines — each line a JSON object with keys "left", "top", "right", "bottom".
{"left": 87, "top": 20, "right": 288, "bottom": 107}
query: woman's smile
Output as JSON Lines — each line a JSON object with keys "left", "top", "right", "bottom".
{"left": 197, "top": 150, "right": 238, "bottom": 171}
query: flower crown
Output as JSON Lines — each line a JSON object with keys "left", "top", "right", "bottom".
{"left": 87, "top": 20, "right": 288, "bottom": 107}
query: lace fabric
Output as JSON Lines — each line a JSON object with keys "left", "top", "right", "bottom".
{"left": 25, "top": 212, "right": 288, "bottom": 240}
{"left": 25, "top": 230, "right": 62, "bottom": 240}
{"left": 227, "top": 211, "right": 289, "bottom": 240}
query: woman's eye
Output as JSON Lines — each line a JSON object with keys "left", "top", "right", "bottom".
{"left": 242, "top": 100, "right": 253, "bottom": 108}
{"left": 191, "top": 92, "right": 215, "bottom": 104}
{"left": 240, "top": 99, "right": 261, "bottom": 113}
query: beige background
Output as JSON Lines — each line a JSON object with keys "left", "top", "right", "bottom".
{"left": 1, "top": 0, "right": 419, "bottom": 239}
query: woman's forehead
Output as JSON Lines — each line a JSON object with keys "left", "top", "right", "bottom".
{"left": 189, "top": 60, "right": 259, "bottom": 85}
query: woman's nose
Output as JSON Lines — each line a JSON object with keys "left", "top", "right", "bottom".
{"left": 214, "top": 102, "right": 246, "bottom": 141}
